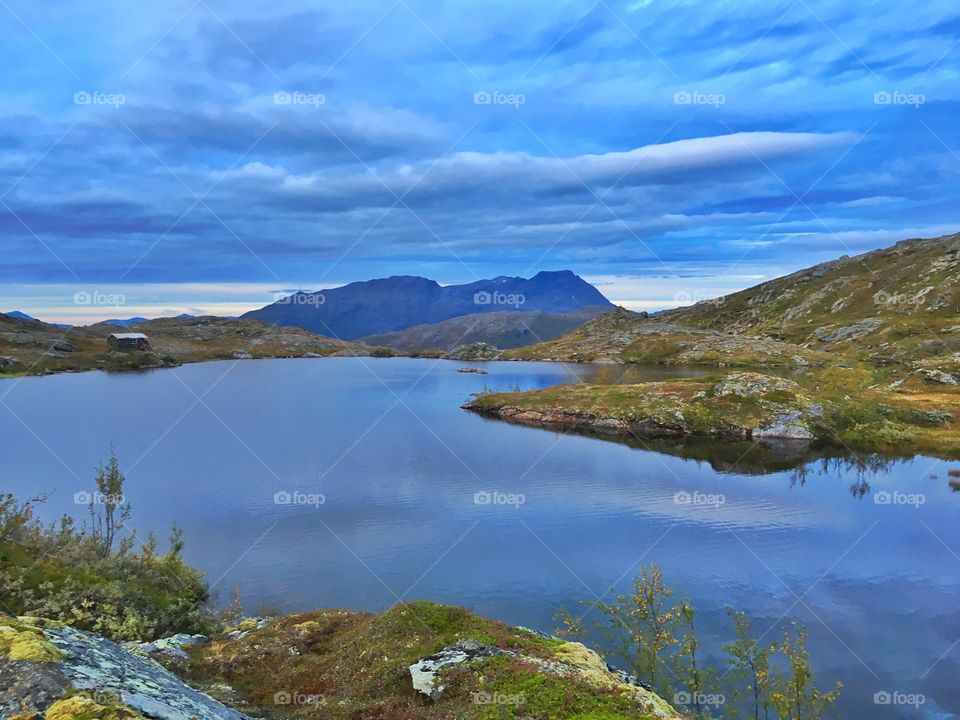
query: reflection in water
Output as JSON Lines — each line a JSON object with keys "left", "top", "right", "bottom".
{"left": 1, "top": 358, "right": 958, "bottom": 720}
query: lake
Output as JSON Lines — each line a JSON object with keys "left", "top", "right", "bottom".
{"left": 1, "top": 357, "right": 957, "bottom": 719}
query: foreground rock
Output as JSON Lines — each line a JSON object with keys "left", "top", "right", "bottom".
{"left": 187, "top": 601, "right": 682, "bottom": 719}
{"left": 0, "top": 616, "right": 248, "bottom": 720}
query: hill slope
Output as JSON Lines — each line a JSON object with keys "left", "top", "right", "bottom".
{"left": 242, "top": 271, "right": 613, "bottom": 339}
{"left": 506, "top": 307, "right": 833, "bottom": 367}
{"left": 662, "top": 232, "right": 960, "bottom": 361}
{"left": 0, "top": 313, "right": 366, "bottom": 376}
{"left": 361, "top": 306, "right": 608, "bottom": 351}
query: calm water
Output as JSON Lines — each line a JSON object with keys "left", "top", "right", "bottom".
{"left": 2, "top": 357, "right": 958, "bottom": 719}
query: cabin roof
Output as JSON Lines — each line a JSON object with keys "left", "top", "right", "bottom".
{"left": 108, "top": 332, "right": 148, "bottom": 340}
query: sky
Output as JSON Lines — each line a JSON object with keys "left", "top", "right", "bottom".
{"left": 0, "top": 0, "right": 958, "bottom": 323}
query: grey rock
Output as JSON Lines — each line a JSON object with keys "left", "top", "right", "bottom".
{"left": 51, "top": 339, "right": 75, "bottom": 352}
{"left": 753, "top": 411, "right": 814, "bottom": 440}
{"left": 44, "top": 625, "right": 251, "bottom": 720}
{"left": 457, "top": 367, "right": 488, "bottom": 374}
{"left": 409, "top": 639, "right": 509, "bottom": 700}
{"left": 231, "top": 349, "right": 253, "bottom": 360}
{"left": 815, "top": 319, "right": 882, "bottom": 343}
{"left": 917, "top": 369, "right": 959, "bottom": 385}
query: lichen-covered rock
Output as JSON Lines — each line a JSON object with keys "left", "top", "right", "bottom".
{"left": 410, "top": 639, "right": 508, "bottom": 700}
{"left": 1, "top": 619, "right": 250, "bottom": 720}
{"left": 713, "top": 372, "right": 801, "bottom": 398}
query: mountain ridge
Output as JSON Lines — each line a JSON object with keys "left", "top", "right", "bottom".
{"left": 242, "top": 270, "right": 613, "bottom": 340}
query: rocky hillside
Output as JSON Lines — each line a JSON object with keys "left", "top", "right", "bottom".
{"left": 361, "top": 306, "right": 608, "bottom": 352}
{"left": 243, "top": 271, "right": 613, "bottom": 339}
{"left": 505, "top": 307, "right": 832, "bottom": 368}
{"left": 661, "top": 232, "right": 960, "bottom": 362}
{"left": 0, "top": 313, "right": 367, "bottom": 376}
{"left": 1, "top": 606, "right": 680, "bottom": 720}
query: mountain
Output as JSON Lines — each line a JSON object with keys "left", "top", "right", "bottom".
{"left": 5, "top": 310, "right": 71, "bottom": 328}
{"left": 242, "top": 271, "right": 613, "bottom": 340}
{"left": 105, "top": 316, "right": 148, "bottom": 327}
{"left": 661, "top": 232, "right": 960, "bottom": 362}
{"left": 360, "top": 306, "right": 609, "bottom": 351}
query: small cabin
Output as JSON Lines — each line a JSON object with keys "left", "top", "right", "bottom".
{"left": 107, "top": 332, "right": 151, "bottom": 352}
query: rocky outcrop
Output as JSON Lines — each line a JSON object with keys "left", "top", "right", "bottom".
{"left": 410, "top": 639, "right": 508, "bottom": 700}
{"left": 408, "top": 636, "right": 681, "bottom": 719}
{"left": 442, "top": 342, "right": 503, "bottom": 361}
{"left": 1, "top": 617, "right": 248, "bottom": 720}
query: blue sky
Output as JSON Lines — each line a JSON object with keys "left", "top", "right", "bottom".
{"left": 1, "top": 0, "right": 958, "bottom": 322}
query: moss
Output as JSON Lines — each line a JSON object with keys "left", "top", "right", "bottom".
{"left": 7, "top": 630, "right": 64, "bottom": 663}
{"left": 45, "top": 697, "right": 104, "bottom": 720}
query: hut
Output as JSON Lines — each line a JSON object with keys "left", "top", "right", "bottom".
{"left": 107, "top": 332, "right": 151, "bottom": 352}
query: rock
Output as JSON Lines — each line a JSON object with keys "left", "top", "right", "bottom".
{"left": 752, "top": 411, "right": 814, "bottom": 440}
{"left": 231, "top": 349, "right": 253, "bottom": 360}
{"left": 15, "top": 622, "right": 252, "bottom": 719}
{"left": 51, "top": 340, "right": 74, "bottom": 353}
{"left": 123, "top": 633, "right": 207, "bottom": 671}
{"left": 917, "top": 369, "right": 959, "bottom": 385}
{"left": 409, "top": 639, "right": 508, "bottom": 700}
{"left": 457, "top": 367, "right": 488, "bottom": 374}
{"left": 0, "top": 356, "right": 16, "bottom": 369}
{"left": 713, "top": 372, "right": 801, "bottom": 398}
{"left": 815, "top": 319, "right": 882, "bottom": 342}
{"left": 442, "top": 342, "right": 503, "bottom": 361}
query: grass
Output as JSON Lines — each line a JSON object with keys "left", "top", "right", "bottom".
{"left": 466, "top": 369, "right": 960, "bottom": 459}
{"left": 187, "top": 601, "right": 667, "bottom": 720}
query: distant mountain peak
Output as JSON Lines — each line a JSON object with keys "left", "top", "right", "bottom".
{"left": 244, "top": 271, "right": 612, "bottom": 339}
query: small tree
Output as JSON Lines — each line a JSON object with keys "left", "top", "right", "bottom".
{"left": 89, "top": 449, "right": 131, "bottom": 559}
{"left": 723, "top": 608, "right": 776, "bottom": 720}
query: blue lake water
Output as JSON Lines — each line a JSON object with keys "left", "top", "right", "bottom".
{"left": 1, "top": 357, "right": 958, "bottom": 719}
